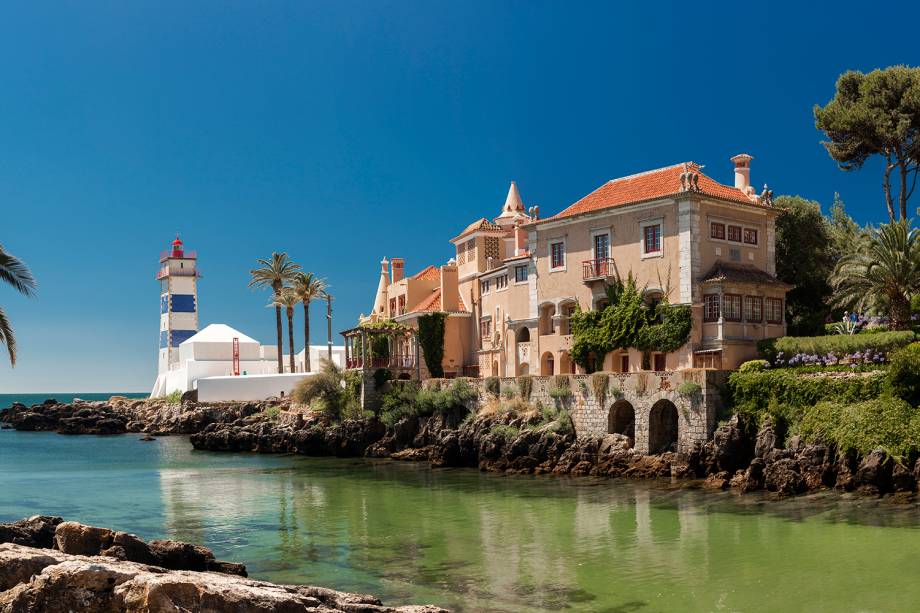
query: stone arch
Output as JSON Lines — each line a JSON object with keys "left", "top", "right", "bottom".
{"left": 608, "top": 400, "right": 635, "bottom": 443}
{"left": 558, "top": 351, "right": 575, "bottom": 374}
{"left": 648, "top": 399, "right": 679, "bottom": 454}
{"left": 516, "top": 327, "right": 530, "bottom": 342}
{"left": 539, "top": 303, "right": 556, "bottom": 335}
{"left": 558, "top": 299, "right": 578, "bottom": 335}
{"left": 540, "top": 352, "right": 554, "bottom": 376}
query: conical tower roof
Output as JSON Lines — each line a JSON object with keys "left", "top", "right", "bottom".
{"left": 497, "top": 181, "right": 524, "bottom": 218}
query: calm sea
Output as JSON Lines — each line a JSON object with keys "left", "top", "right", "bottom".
{"left": 2, "top": 431, "right": 920, "bottom": 612}
{"left": 0, "top": 393, "right": 148, "bottom": 408}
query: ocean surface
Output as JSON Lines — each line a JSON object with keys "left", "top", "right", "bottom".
{"left": 1, "top": 430, "right": 919, "bottom": 612}
{"left": 0, "top": 392, "right": 148, "bottom": 408}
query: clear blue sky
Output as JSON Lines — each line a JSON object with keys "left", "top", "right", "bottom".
{"left": 1, "top": 1, "right": 917, "bottom": 392}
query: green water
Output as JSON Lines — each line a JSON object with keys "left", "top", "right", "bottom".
{"left": 1, "top": 430, "right": 919, "bottom": 612}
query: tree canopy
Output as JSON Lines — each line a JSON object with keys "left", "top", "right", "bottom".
{"left": 814, "top": 66, "right": 920, "bottom": 221}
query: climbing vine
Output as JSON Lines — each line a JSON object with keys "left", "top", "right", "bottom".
{"left": 418, "top": 312, "right": 447, "bottom": 378}
{"left": 569, "top": 273, "right": 692, "bottom": 371}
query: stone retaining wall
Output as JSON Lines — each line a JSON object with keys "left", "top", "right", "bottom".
{"left": 415, "top": 370, "right": 728, "bottom": 454}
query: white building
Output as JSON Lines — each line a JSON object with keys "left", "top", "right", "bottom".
{"left": 150, "top": 238, "right": 344, "bottom": 401}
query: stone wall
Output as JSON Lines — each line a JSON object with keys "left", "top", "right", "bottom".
{"left": 415, "top": 369, "right": 728, "bottom": 454}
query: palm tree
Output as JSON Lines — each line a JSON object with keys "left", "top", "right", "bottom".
{"left": 291, "top": 272, "right": 327, "bottom": 372}
{"left": 249, "top": 253, "right": 301, "bottom": 373}
{"left": 831, "top": 220, "right": 920, "bottom": 330}
{"left": 269, "top": 287, "right": 300, "bottom": 373}
{"left": 0, "top": 245, "right": 37, "bottom": 366}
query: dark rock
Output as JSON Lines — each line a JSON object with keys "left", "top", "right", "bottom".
{"left": 764, "top": 458, "right": 805, "bottom": 495}
{"left": 855, "top": 449, "right": 893, "bottom": 494}
{"left": 0, "top": 516, "right": 63, "bottom": 549}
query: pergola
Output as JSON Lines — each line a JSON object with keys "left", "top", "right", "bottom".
{"left": 340, "top": 321, "right": 421, "bottom": 379}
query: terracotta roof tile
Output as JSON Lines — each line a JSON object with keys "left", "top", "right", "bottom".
{"left": 452, "top": 217, "right": 504, "bottom": 241}
{"left": 699, "top": 261, "right": 792, "bottom": 288}
{"left": 411, "top": 265, "right": 440, "bottom": 281}
{"left": 550, "top": 163, "right": 760, "bottom": 220}
{"left": 408, "top": 288, "right": 469, "bottom": 314}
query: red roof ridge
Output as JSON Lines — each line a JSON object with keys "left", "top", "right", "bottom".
{"left": 411, "top": 265, "right": 439, "bottom": 281}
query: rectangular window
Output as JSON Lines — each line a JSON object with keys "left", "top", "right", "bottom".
{"left": 710, "top": 222, "right": 725, "bottom": 240}
{"left": 480, "top": 319, "right": 491, "bottom": 338}
{"left": 480, "top": 279, "right": 490, "bottom": 294}
{"left": 723, "top": 294, "right": 742, "bottom": 321}
{"left": 643, "top": 224, "right": 661, "bottom": 254}
{"left": 593, "top": 233, "right": 609, "bottom": 260}
{"left": 744, "top": 296, "right": 763, "bottom": 322}
{"left": 495, "top": 275, "right": 508, "bottom": 290}
{"left": 653, "top": 353, "right": 666, "bottom": 371}
{"left": 514, "top": 265, "right": 528, "bottom": 283}
{"left": 620, "top": 354, "right": 630, "bottom": 372}
{"left": 743, "top": 228, "right": 758, "bottom": 245}
{"left": 398, "top": 295, "right": 406, "bottom": 315}
{"left": 389, "top": 298, "right": 397, "bottom": 314}
{"left": 727, "top": 225, "right": 742, "bottom": 242}
{"left": 550, "top": 241, "right": 565, "bottom": 269}
{"left": 767, "top": 298, "right": 784, "bottom": 323}
{"left": 704, "top": 294, "right": 721, "bottom": 322}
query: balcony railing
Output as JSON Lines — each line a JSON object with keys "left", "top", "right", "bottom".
{"left": 582, "top": 258, "right": 615, "bottom": 281}
{"left": 156, "top": 267, "right": 201, "bottom": 280}
{"left": 160, "top": 250, "right": 198, "bottom": 261}
{"left": 345, "top": 354, "right": 416, "bottom": 370}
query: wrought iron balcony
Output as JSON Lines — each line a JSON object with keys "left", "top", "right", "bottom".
{"left": 582, "top": 258, "right": 615, "bottom": 281}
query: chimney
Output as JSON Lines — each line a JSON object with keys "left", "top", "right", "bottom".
{"left": 440, "top": 263, "right": 459, "bottom": 312}
{"left": 390, "top": 258, "right": 405, "bottom": 283}
{"left": 731, "top": 154, "right": 753, "bottom": 193}
{"left": 514, "top": 223, "right": 527, "bottom": 256}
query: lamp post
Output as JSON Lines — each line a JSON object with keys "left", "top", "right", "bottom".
{"left": 326, "top": 293, "right": 333, "bottom": 362}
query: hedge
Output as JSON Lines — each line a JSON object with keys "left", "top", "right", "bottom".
{"left": 799, "top": 398, "right": 920, "bottom": 461}
{"left": 758, "top": 331, "right": 915, "bottom": 362}
{"left": 727, "top": 369, "right": 887, "bottom": 418}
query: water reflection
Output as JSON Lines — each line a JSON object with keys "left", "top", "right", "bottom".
{"left": 152, "top": 451, "right": 920, "bottom": 612}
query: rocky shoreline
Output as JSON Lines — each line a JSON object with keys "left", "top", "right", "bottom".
{"left": 3, "top": 397, "right": 919, "bottom": 499}
{"left": 0, "top": 516, "right": 445, "bottom": 612}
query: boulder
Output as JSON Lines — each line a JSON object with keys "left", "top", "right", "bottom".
{"left": 0, "top": 516, "right": 63, "bottom": 549}
{"left": 54, "top": 522, "right": 114, "bottom": 556}
{"left": 855, "top": 449, "right": 893, "bottom": 494}
{"left": 764, "top": 458, "right": 805, "bottom": 495}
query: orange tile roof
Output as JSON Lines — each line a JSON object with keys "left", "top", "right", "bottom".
{"left": 408, "top": 288, "right": 469, "bottom": 314}
{"left": 411, "top": 265, "right": 440, "bottom": 281}
{"left": 452, "top": 217, "right": 504, "bottom": 241}
{"left": 550, "top": 163, "right": 759, "bottom": 220}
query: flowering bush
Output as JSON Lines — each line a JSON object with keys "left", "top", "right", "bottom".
{"left": 773, "top": 348, "right": 888, "bottom": 369}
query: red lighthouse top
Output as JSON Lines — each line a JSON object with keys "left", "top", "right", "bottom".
{"left": 170, "top": 234, "right": 184, "bottom": 257}
{"left": 159, "top": 234, "right": 196, "bottom": 263}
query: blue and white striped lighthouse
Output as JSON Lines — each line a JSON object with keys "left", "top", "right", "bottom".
{"left": 156, "top": 235, "right": 200, "bottom": 374}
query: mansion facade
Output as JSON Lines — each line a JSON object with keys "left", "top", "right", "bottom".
{"left": 354, "top": 154, "right": 789, "bottom": 378}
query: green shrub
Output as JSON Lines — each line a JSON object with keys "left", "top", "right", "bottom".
{"left": 739, "top": 359, "right": 770, "bottom": 373}
{"left": 263, "top": 406, "right": 281, "bottom": 420}
{"left": 291, "top": 359, "right": 360, "bottom": 419}
{"left": 373, "top": 368, "right": 392, "bottom": 389}
{"left": 591, "top": 373, "right": 609, "bottom": 404}
{"left": 164, "top": 390, "right": 182, "bottom": 404}
{"left": 609, "top": 384, "right": 623, "bottom": 399}
{"left": 518, "top": 375, "right": 533, "bottom": 400}
{"left": 799, "top": 397, "right": 920, "bottom": 461}
{"left": 490, "top": 424, "right": 520, "bottom": 441}
{"left": 887, "top": 343, "right": 920, "bottom": 406}
{"left": 484, "top": 377, "right": 500, "bottom": 397}
{"left": 677, "top": 381, "right": 702, "bottom": 396}
{"left": 548, "top": 385, "right": 573, "bottom": 400}
{"left": 727, "top": 369, "right": 887, "bottom": 419}
{"left": 758, "top": 331, "right": 915, "bottom": 362}
{"left": 378, "top": 378, "right": 476, "bottom": 427}
{"left": 553, "top": 374, "right": 571, "bottom": 389}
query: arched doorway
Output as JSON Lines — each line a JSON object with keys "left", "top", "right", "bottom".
{"left": 492, "top": 360, "right": 500, "bottom": 376}
{"left": 648, "top": 399, "right": 679, "bottom": 453}
{"left": 607, "top": 400, "right": 635, "bottom": 443}
{"left": 540, "top": 352, "right": 554, "bottom": 376}
{"left": 516, "top": 327, "right": 530, "bottom": 342}
{"left": 559, "top": 351, "right": 575, "bottom": 374}
{"left": 539, "top": 304, "right": 556, "bottom": 335}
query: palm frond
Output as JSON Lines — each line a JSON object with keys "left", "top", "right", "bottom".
{"left": 248, "top": 252, "right": 302, "bottom": 289}
{"left": 0, "top": 246, "right": 36, "bottom": 297}
{"left": 0, "top": 306, "right": 17, "bottom": 366}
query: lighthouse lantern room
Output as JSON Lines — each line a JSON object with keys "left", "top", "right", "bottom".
{"left": 156, "top": 235, "right": 200, "bottom": 374}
